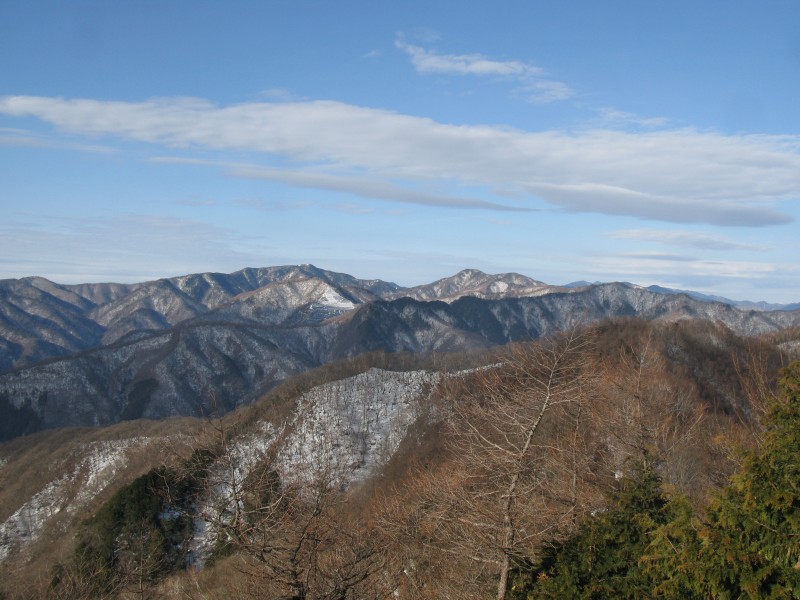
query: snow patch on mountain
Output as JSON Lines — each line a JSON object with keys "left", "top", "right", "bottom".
{"left": 186, "top": 367, "right": 441, "bottom": 567}
{"left": 393, "top": 269, "right": 558, "bottom": 303}
{"left": 319, "top": 286, "right": 357, "bottom": 311}
{"left": 186, "top": 421, "right": 278, "bottom": 567}
{"left": 279, "top": 368, "right": 439, "bottom": 484}
{"left": 0, "top": 437, "right": 155, "bottom": 562}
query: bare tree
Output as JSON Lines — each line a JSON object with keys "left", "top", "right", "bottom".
{"left": 116, "top": 523, "right": 168, "bottom": 600}
{"left": 379, "top": 330, "right": 600, "bottom": 599}
{"left": 596, "top": 326, "right": 706, "bottom": 494}
{"left": 173, "top": 396, "right": 390, "bottom": 599}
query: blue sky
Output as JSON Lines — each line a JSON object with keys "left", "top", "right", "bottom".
{"left": 1, "top": 1, "right": 800, "bottom": 302}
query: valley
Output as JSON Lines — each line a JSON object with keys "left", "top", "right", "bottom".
{"left": 1, "top": 266, "right": 799, "bottom": 599}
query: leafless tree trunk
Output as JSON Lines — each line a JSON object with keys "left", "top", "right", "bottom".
{"left": 379, "top": 329, "right": 599, "bottom": 599}
{"left": 171, "top": 397, "right": 389, "bottom": 599}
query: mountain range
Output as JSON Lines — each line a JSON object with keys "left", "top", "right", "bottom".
{"left": 1, "top": 265, "right": 799, "bottom": 440}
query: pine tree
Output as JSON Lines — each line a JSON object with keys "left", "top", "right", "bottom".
{"left": 513, "top": 462, "right": 673, "bottom": 599}
{"left": 638, "top": 493, "right": 704, "bottom": 598}
{"left": 695, "top": 360, "right": 800, "bottom": 598}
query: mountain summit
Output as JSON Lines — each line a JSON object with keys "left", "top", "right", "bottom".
{"left": 391, "top": 269, "right": 559, "bottom": 302}
{"left": 1, "top": 265, "right": 799, "bottom": 440}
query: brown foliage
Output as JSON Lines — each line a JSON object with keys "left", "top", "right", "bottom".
{"left": 2, "top": 318, "right": 795, "bottom": 599}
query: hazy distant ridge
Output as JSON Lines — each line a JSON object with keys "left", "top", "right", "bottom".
{"left": 1, "top": 265, "right": 798, "bottom": 439}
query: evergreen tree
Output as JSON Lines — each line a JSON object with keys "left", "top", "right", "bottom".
{"left": 512, "top": 462, "right": 674, "bottom": 599}
{"left": 638, "top": 493, "right": 704, "bottom": 598}
{"left": 694, "top": 361, "right": 800, "bottom": 598}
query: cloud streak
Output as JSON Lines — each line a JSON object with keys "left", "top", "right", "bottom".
{"left": 395, "top": 38, "right": 573, "bottom": 103}
{"left": 589, "top": 254, "right": 778, "bottom": 280}
{"left": 595, "top": 108, "right": 669, "bottom": 129}
{"left": 396, "top": 39, "right": 544, "bottom": 78}
{"left": 608, "top": 229, "right": 771, "bottom": 251}
{"left": 0, "top": 127, "right": 115, "bottom": 153}
{"left": 2, "top": 95, "right": 800, "bottom": 226}
{"left": 153, "top": 157, "right": 531, "bottom": 212}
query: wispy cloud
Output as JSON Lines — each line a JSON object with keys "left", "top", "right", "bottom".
{"left": 588, "top": 254, "right": 778, "bottom": 280}
{"left": 0, "top": 215, "right": 265, "bottom": 283}
{"left": 396, "top": 38, "right": 544, "bottom": 78}
{"left": 228, "top": 165, "right": 533, "bottom": 212}
{"left": 2, "top": 95, "right": 800, "bottom": 227}
{"left": 621, "top": 251, "right": 697, "bottom": 262}
{"left": 177, "top": 198, "right": 216, "bottom": 207}
{"left": 333, "top": 202, "right": 374, "bottom": 215}
{"left": 520, "top": 80, "right": 574, "bottom": 104}
{"left": 258, "top": 88, "right": 306, "bottom": 102}
{"left": 232, "top": 197, "right": 314, "bottom": 211}
{"left": 595, "top": 108, "right": 669, "bottom": 129}
{"left": 608, "top": 229, "right": 771, "bottom": 251}
{"left": 0, "top": 127, "right": 116, "bottom": 153}
{"left": 153, "top": 157, "right": 531, "bottom": 212}
{"left": 395, "top": 37, "right": 573, "bottom": 104}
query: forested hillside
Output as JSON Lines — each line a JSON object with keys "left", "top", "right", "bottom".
{"left": 0, "top": 319, "right": 799, "bottom": 599}
{"left": 3, "top": 269, "right": 799, "bottom": 441}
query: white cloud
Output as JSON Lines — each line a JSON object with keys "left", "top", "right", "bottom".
{"left": 521, "top": 80, "right": 574, "bottom": 104}
{"left": 152, "top": 156, "right": 531, "bottom": 211}
{"left": 395, "top": 37, "right": 573, "bottom": 104}
{"left": 258, "top": 88, "right": 306, "bottom": 102}
{"left": 333, "top": 202, "right": 374, "bottom": 215}
{"left": 0, "top": 126, "right": 116, "bottom": 153}
{"left": 583, "top": 252, "right": 799, "bottom": 301}
{"left": 588, "top": 254, "right": 778, "bottom": 280}
{"left": 178, "top": 198, "right": 216, "bottom": 207}
{"left": 227, "top": 165, "right": 532, "bottom": 212}
{"left": 608, "top": 229, "right": 771, "bottom": 251}
{"left": 2, "top": 95, "right": 800, "bottom": 226}
{"left": 621, "top": 252, "right": 696, "bottom": 262}
{"left": 396, "top": 39, "right": 543, "bottom": 77}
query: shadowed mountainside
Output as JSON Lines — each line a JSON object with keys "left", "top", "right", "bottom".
{"left": 1, "top": 278, "right": 799, "bottom": 439}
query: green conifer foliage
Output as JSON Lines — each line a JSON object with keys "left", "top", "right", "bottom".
{"left": 638, "top": 493, "right": 704, "bottom": 598}
{"left": 512, "top": 463, "right": 673, "bottom": 599}
{"left": 696, "top": 361, "right": 800, "bottom": 598}
{"left": 50, "top": 458, "right": 210, "bottom": 598}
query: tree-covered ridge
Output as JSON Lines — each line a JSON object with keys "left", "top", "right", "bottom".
{"left": 49, "top": 451, "right": 213, "bottom": 600}
{"left": 1, "top": 319, "right": 798, "bottom": 599}
{"left": 513, "top": 360, "right": 800, "bottom": 599}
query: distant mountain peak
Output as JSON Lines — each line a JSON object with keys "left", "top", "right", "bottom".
{"left": 1, "top": 265, "right": 799, "bottom": 441}
{"left": 394, "top": 269, "right": 554, "bottom": 303}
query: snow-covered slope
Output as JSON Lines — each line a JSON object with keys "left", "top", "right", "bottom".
{"left": 0, "top": 435, "right": 166, "bottom": 561}
{"left": 0, "top": 367, "right": 443, "bottom": 566}
{"left": 203, "top": 276, "right": 368, "bottom": 326}
{"left": 392, "top": 269, "right": 563, "bottom": 303}
{"left": 278, "top": 368, "right": 439, "bottom": 483}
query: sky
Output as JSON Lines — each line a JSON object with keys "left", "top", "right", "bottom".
{"left": 1, "top": 1, "right": 800, "bottom": 303}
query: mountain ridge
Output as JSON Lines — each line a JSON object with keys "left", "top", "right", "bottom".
{"left": 2, "top": 273, "right": 799, "bottom": 440}
{"left": 0, "top": 265, "right": 400, "bottom": 372}
{"left": 2, "top": 265, "right": 799, "bottom": 441}
{"left": 2, "top": 317, "right": 799, "bottom": 597}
